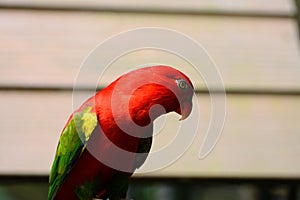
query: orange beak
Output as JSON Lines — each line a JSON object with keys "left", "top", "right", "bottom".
{"left": 176, "top": 100, "right": 193, "bottom": 121}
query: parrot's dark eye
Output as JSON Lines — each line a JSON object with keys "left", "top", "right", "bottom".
{"left": 177, "top": 79, "right": 188, "bottom": 90}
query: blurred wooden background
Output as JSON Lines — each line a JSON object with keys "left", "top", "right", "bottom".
{"left": 0, "top": 0, "right": 300, "bottom": 181}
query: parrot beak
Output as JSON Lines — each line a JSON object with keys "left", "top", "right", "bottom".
{"left": 176, "top": 100, "right": 193, "bottom": 121}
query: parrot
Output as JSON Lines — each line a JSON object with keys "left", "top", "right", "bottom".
{"left": 48, "top": 65, "right": 194, "bottom": 200}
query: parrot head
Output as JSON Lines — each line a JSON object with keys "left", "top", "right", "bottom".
{"left": 108, "top": 65, "right": 194, "bottom": 126}
{"left": 147, "top": 65, "right": 194, "bottom": 121}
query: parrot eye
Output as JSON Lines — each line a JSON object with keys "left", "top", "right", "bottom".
{"left": 177, "top": 79, "right": 188, "bottom": 90}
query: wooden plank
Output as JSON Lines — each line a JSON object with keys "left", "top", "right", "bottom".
{"left": 0, "top": 91, "right": 299, "bottom": 178}
{"left": 0, "top": 0, "right": 296, "bottom": 16}
{"left": 0, "top": 10, "right": 299, "bottom": 91}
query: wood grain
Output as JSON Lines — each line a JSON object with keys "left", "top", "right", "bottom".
{"left": 0, "top": 0, "right": 296, "bottom": 15}
{"left": 0, "top": 91, "right": 299, "bottom": 177}
{"left": 1, "top": 2, "right": 299, "bottom": 179}
{"left": 0, "top": 10, "right": 299, "bottom": 91}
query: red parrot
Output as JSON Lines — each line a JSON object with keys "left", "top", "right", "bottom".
{"left": 48, "top": 65, "right": 194, "bottom": 200}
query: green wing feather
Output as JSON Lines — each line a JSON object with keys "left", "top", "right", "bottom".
{"left": 48, "top": 106, "right": 97, "bottom": 200}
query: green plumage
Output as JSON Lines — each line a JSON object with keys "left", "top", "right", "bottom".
{"left": 75, "top": 174, "right": 102, "bottom": 200}
{"left": 48, "top": 106, "right": 97, "bottom": 200}
{"left": 48, "top": 107, "right": 153, "bottom": 200}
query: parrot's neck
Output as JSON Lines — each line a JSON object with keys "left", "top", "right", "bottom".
{"left": 128, "top": 84, "right": 180, "bottom": 126}
{"left": 96, "top": 81, "right": 179, "bottom": 135}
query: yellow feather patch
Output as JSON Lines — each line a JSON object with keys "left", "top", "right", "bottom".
{"left": 81, "top": 107, "right": 97, "bottom": 141}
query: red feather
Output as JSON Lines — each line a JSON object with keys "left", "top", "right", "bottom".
{"left": 50, "top": 65, "right": 194, "bottom": 199}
